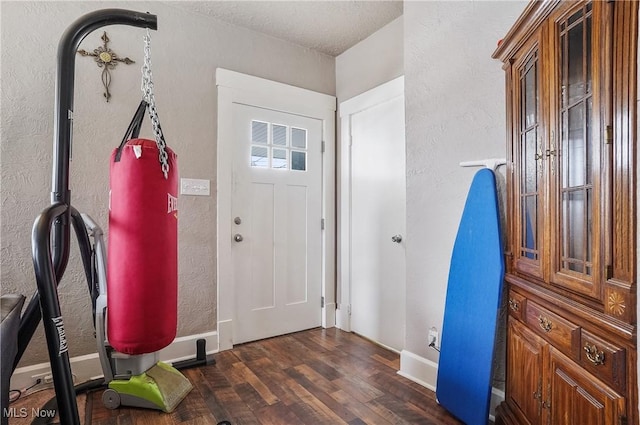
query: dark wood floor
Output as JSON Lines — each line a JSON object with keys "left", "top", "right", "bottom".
{"left": 89, "top": 328, "right": 462, "bottom": 425}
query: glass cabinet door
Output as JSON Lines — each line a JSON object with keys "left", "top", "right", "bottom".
{"left": 549, "top": 1, "right": 602, "bottom": 299}
{"left": 513, "top": 38, "right": 545, "bottom": 281}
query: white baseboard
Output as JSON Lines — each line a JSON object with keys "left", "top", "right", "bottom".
{"left": 11, "top": 330, "right": 218, "bottom": 390}
{"left": 398, "top": 349, "right": 505, "bottom": 420}
{"left": 159, "top": 330, "right": 219, "bottom": 363}
{"left": 398, "top": 349, "right": 438, "bottom": 391}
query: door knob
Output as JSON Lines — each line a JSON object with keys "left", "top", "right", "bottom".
{"left": 234, "top": 234, "right": 243, "bottom": 242}
{"left": 391, "top": 234, "right": 403, "bottom": 243}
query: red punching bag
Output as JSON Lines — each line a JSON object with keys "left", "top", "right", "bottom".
{"left": 107, "top": 100, "right": 178, "bottom": 355}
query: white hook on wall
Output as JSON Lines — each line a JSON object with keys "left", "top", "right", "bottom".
{"left": 459, "top": 158, "right": 507, "bottom": 172}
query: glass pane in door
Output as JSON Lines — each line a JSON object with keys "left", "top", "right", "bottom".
{"left": 523, "top": 196, "right": 537, "bottom": 259}
{"left": 563, "top": 189, "right": 585, "bottom": 273}
{"left": 566, "top": 10, "right": 585, "bottom": 104}
{"left": 566, "top": 103, "right": 586, "bottom": 188}
{"left": 558, "top": 4, "right": 593, "bottom": 277}
{"left": 524, "top": 130, "right": 538, "bottom": 194}
{"left": 518, "top": 52, "right": 541, "bottom": 263}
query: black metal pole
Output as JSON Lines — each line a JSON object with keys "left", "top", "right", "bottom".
{"left": 31, "top": 203, "right": 78, "bottom": 425}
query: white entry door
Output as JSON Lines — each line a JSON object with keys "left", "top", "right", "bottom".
{"left": 232, "top": 103, "right": 323, "bottom": 344}
{"left": 340, "top": 77, "right": 406, "bottom": 352}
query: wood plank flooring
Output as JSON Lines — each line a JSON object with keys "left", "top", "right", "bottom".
{"left": 89, "top": 328, "right": 463, "bottom": 425}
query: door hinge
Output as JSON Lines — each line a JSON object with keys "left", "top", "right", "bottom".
{"left": 321, "top": 141, "right": 326, "bottom": 153}
{"left": 321, "top": 296, "right": 325, "bottom": 308}
{"left": 605, "top": 125, "right": 613, "bottom": 144}
{"left": 347, "top": 304, "right": 352, "bottom": 316}
{"left": 321, "top": 218, "right": 325, "bottom": 230}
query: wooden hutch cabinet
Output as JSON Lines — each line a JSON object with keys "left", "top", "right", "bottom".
{"left": 493, "top": 1, "right": 638, "bottom": 424}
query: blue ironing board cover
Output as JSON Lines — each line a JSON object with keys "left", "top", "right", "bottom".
{"left": 435, "top": 168, "right": 505, "bottom": 425}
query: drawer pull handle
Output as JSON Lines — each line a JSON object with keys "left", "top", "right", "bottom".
{"left": 508, "top": 299, "right": 520, "bottom": 312}
{"left": 584, "top": 343, "right": 606, "bottom": 366}
{"left": 538, "top": 316, "right": 552, "bottom": 333}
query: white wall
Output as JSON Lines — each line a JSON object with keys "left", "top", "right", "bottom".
{"left": 336, "top": 16, "right": 403, "bottom": 102}
{"left": 0, "top": 1, "right": 335, "bottom": 368}
{"left": 401, "top": 0, "right": 527, "bottom": 391}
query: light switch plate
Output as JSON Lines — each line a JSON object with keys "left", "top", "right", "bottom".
{"left": 181, "top": 178, "right": 210, "bottom": 196}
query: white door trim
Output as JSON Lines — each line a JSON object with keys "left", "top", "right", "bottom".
{"left": 337, "top": 76, "right": 405, "bottom": 331}
{"left": 216, "top": 69, "right": 336, "bottom": 350}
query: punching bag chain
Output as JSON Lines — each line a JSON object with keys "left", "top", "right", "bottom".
{"left": 141, "top": 28, "right": 169, "bottom": 179}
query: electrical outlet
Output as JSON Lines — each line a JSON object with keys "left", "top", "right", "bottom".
{"left": 31, "top": 372, "right": 52, "bottom": 383}
{"left": 428, "top": 327, "right": 439, "bottom": 347}
{"left": 30, "top": 372, "right": 54, "bottom": 390}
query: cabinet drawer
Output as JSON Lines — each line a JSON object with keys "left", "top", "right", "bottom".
{"left": 507, "top": 291, "right": 525, "bottom": 321}
{"left": 580, "top": 330, "right": 626, "bottom": 393}
{"left": 525, "top": 301, "right": 580, "bottom": 358}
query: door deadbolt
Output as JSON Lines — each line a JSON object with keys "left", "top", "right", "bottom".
{"left": 234, "top": 217, "right": 242, "bottom": 225}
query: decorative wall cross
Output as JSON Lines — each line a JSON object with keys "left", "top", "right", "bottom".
{"left": 77, "top": 32, "right": 135, "bottom": 102}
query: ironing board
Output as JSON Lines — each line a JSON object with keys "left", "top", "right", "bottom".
{"left": 435, "top": 168, "right": 505, "bottom": 425}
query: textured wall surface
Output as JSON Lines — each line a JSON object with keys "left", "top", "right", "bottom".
{"left": 403, "top": 1, "right": 527, "bottom": 388}
{"left": 1, "top": 1, "right": 335, "bottom": 367}
{"left": 335, "top": 16, "right": 403, "bottom": 102}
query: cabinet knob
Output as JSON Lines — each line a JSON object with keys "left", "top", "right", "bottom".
{"left": 538, "top": 316, "right": 553, "bottom": 333}
{"left": 508, "top": 298, "right": 520, "bottom": 312}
